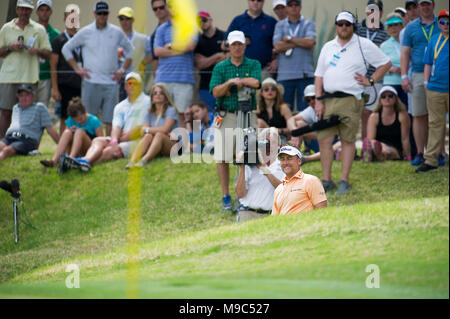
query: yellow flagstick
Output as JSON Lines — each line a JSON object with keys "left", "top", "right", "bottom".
{"left": 134, "top": 0, "right": 148, "bottom": 78}
{"left": 169, "top": 0, "right": 199, "bottom": 52}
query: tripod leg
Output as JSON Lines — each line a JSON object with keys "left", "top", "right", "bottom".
{"left": 14, "top": 199, "right": 19, "bottom": 244}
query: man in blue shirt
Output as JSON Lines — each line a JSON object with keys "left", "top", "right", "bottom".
{"left": 401, "top": 0, "right": 439, "bottom": 166}
{"left": 273, "top": 0, "right": 316, "bottom": 112}
{"left": 416, "top": 9, "right": 449, "bottom": 173}
{"left": 223, "top": 0, "right": 277, "bottom": 78}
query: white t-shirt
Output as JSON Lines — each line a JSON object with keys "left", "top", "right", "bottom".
{"left": 298, "top": 106, "right": 318, "bottom": 124}
{"left": 112, "top": 93, "right": 150, "bottom": 132}
{"left": 240, "top": 159, "right": 285, "bottom": 211}
{"left": 315, "top": 34, "right": 390, "bottom": 99}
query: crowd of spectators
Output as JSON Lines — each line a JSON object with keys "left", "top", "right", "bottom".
{"left": 0, "top": 0, "right": 448, "bottom": 220}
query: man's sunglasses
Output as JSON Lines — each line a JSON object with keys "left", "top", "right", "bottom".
{"left": 287, "top": 3, "right": 300, "bottom": 7}
{"left": 200, "top": 17, "right": 209, "bottom": 23}
{"left": 152, "top": 5, "right": 165, "bottom": 12}
{"left": 305, "top": 97, "right": 315, "bottom": 102}
{"left": 249, "top": 0, "right": 263, "bottom": 2}
{"left": 439, "top": 20, "right": 450, "bottom": 26}
{"left": 96, "top": 12, "right": 109, "bottom": 16}
{"left": 335, "top": 21, "right": 353, "bottom": 27}
{"left": 381, "top": 93, "right": 395, "bottom": 99}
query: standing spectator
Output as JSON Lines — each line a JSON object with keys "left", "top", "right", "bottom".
{"left": 381, "top": 13, "right": 408, "bottom": 105}
{"left": 153, "top": 3, "right": 197, "bottom": 128}
{"left": 35, "top": 0, "right": 59, "bottom": 106}
{"left": 62, "top": 1, "right": 133, "bottom": 137}
{"left": 273, "top": 0, "right": 287, "bottom": 21}
{"left": 0, "top": 84, "right": 59, "bottom": 163}
{"left": 314, "top": 11, "right": 391, "bottom": 195}
{"left": 401, "top": 0, "right": 439, "bottom": 166}
{"left": 0, "top": 0, "right": 52, "bottom": 138}
{"left": 144, "top": 0, "right": 170, "bottom": 88}
{"left": 273, "top": 0, "right": 316, "bottom": 112}
{"left": 117, "top": 7, "right": 149, "bottom": 101}
{"left": 184, "top": 101, "right": 214, "bottom": 154}
{"left": 50, "top": 4, "right": 82, "bottom": 135}
{"left": 271, "top": 144, "right": 327, "bottom": 215}
{"left": 223, "top": 0, "right": 277, "bottom": 79}
{"left": 356, "top": 0, "right": 390, "bottom": 139}
{"left": 405, "top": 0, "right": 420, "bottom": 24}
{"left": 210, "top": 30, "right": 262, "bottom": 211}
{"left": 416, "top": 9, "right": 449, "bottom": 173}
{"left": 194, "top": 11, "right": 227, "bottom": 113}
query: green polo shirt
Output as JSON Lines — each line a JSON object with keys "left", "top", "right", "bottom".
{"left": 209, "top": 57, "right": 262, "bottom": 111}
{"left": 39, "top": 24, "right": 60, "bottom": 81}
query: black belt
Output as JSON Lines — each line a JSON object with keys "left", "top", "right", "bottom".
{"left": 8, "top": 131, "right": 33, "bottom": 140}
{"left": 317, "top": 91, "right": 353, "bottom": 100}
{"left": 248, "top": 207, "right": 271, "bottom": 214}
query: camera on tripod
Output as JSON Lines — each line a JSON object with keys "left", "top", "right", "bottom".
{"left": 0, "top": 179, "right": 22, "bottom": 244}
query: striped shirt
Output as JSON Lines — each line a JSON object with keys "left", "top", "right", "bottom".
{"left": 209, "top": 57, "right": 262, "bottom": 111}
{"left": 6, "top": 103, "right": 52, "bottom": 142}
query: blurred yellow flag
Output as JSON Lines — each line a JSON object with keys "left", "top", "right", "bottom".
{"left": 170, "top": 0, "right": 199, "bottom": 52}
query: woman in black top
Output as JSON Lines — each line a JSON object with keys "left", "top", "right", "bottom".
{"left": 363, "top": 86, "right": 411, "bottom": 162}
{"left": 255, "top": 78, "right": 292, "bottom": 139}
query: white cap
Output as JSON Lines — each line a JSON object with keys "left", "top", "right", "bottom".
{"left": 227, "top": 30, "right": 246, "bottom": 45}
{"left": 278, "top": 145, "right": 303, "bottom": 158}
{"left": 16, "top": 0, "right": 34, "bottom": 9}
{"left": 37, "top": 0, "right": 52, "bottom": 9}
{"left": 125, "top": 72, "right": 142, "bottom": 83}
{"left": 273, "top": 0, "right": 287, "bottom": 8}
{"left": 380, "top": 86, "right": 398, "bottom": 96}
{"left": 336, "top": 11, "right": 355, "bottom": 24}
{"left": 303, "top": 84, "right": 315, "bottom": 98}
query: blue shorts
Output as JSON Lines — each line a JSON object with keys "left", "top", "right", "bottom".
{"left": 1, "top": 135, "right": 38, "bottom": 155}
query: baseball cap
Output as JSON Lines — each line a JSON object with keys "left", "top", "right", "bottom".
{"left": 198, "top": 10, "right": 211, "bottom": 19}
{"left": 125, "top": 72, "right": 142, "bottom": 83}
{"left": 394, "top": 7, "right": 407, "bottom": 17}
{"left": 16, "top": 0, "right": 34, "bottom": 9}
{"left": 273, "top": 0, "right": 286, "bottom": 8}
{"left": 227, "top": 31, "right": 246, "bottom": 45}
{"left": 336, "top": 11, "right": 355, "bottom": 24}
{"left": 303, "top": 84, "right": 315, "bottom": 99}
{"left": 405, "top": 0, "right": 418, "bottom": 8}
{"left": 118, "top": 7, "right": 134, "bottom": 18}
{"left": 367, "top": 0, "right": 383, "bottom": 11}
{"left": 380, "top": 86, "right": 398, "bottom": 96}
{"left": 17, "top": 84, "right": 34, "bottom": 94}
{"left": 278, "top": 145, "right": 303, "bottom": 158}
{"left": 94, "top": 1, "right": 109, "bottom": 14}
{"left": 287, "top": 0, "right": 301, "bottom": 5}
{"left": 438, "top": 9, "right": 449, "bottom": 18}
{"left": 418, "top": 0, "right": 433, "bottom": 4}
{"left": 37, "top": 0, "right": 52, "bottom": 9}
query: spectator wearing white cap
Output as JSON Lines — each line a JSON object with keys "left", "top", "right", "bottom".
{"left": 117, "top": 7, "right": 148, "bottom": 101}
{"left": 314, "top": 11, "right": 391, "bottom": 195}
{"left": 363, "top": 86, "right": 411, "bottom": 163}
{"left": 273, "top": 0, "right": 287, "bottom": 21}
{"left": 35, "top": 0, "right": 60, "bottom": 107}
{"left": 62, "top": 1, "right": 133, "bottom": 137}
{"left": 210, "top": 30, "right": 262, "bottom": 211}
{"left": 272, "top": 144, "right": 327, "bottom": 215}
{"left": 273, "top": 0, "right": 316, "bottom": 112}
{"left": 58, "top": 72, "right": 149, "bottom": 173}
{"left": 0, "top": 0, "right": 52, "bottom": 138}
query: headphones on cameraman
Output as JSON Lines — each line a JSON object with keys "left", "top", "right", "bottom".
{"left": 334, "top": 11, "right": 358, "bottom": 32}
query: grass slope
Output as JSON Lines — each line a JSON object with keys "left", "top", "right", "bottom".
{"left": 0, "top": 134, "right": 448, "bottom": 298}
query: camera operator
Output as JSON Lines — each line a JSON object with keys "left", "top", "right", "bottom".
{"left": 210, "top": 30, "right": 262, "bottom": 211}
{"left": 235, "top": 127, "right": 284, "bottom": 222}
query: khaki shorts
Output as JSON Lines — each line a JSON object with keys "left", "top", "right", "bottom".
{"left": 213, "top": 111, "right": 257, "bottom": 162}
{"left": 119, "top": 141, "right": 139, "bottom": 158}
{"left": 411, "top": 72, "right": 427, "bottom": 116}
{"left": 317, "top": 96, "right": 363, "bottom": 143}
{"left": 0, "top": 83, "right": 38, "bottom": 110}
{"left": 36, "top": 79, "right": 51, "bottom": 106}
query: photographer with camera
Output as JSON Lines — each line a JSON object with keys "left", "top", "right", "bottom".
{"left": 235, "top": 127, "right": 284, "bottom": 222}
{"left": 210, "top": 30, "right": 262, "bottom": 211}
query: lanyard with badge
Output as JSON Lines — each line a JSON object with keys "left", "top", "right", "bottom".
{"left": 421, "top": 23, "right": 434, "bottom": 43}
{"left": 431, "top": 33, "right": 448, "bottom": 77}
{"left": 366, "top": 29, "right": 378, "bottom": 42}
{"left": 330, "top": 42, "right": 351, "bottom": 67}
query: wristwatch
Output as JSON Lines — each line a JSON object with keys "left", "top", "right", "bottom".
{"left": 286, "top": 35, "right": 292, "bottom": 41}
{"left": 144, "top": 127, "right": 150, "bottom": 135}
{"left": 368, "top": 77, "right": 375, "bottom": 86}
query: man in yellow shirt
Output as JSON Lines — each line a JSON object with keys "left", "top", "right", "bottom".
{"left": 272, "top": 145, "right": 327, "bottom": 215}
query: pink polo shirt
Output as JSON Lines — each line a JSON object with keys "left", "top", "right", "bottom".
{"left": 271, "top": 169, "right": 327, "bottom": 215}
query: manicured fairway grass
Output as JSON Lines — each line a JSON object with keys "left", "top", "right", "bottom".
{"left": 0, "top": 133, "right": 448, "bottom": 298}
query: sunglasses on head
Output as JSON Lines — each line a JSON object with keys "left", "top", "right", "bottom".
{"left": 263, "top": 86, "right": 277, "bottom": 92}
{"left": 439, "top": 20, "right": 450, "bottom": 26}
{"left": 381, "top": 93, "right": 395, "bottom": 99}
{"left": 336, "top": 21, "right": 353, "bottom": 27}
{"left": 96, "top": 11, "right": 109, "bottom": 16}
{"left": 152, "top": 5, "right": 165, "bottom": 12}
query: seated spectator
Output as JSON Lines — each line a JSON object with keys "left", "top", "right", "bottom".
{"left": 272, "top": 144, "right": 327, "bottom": 215}
{"left": 363, "top": 86, "right": 411, "bottom": 162}
{"left": 40, "top": 97, "right": 103, "bottom": 168}
{"left": 184, "top": 101, "right": 214, "bottom": 154}
{"left": 0, "top": 84, "right": 59, "bottom": 163}
{"left": 57, "top": 72, "right": 149, "bottom": 173}
{"left": 126, "top": 83, "right": 178, "bottom": 168}
{"left": 255, "top": 78, "right": 292, "bottom": 142}
{"left": 235, "top": 127, "right": 285, "bottom": 222}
